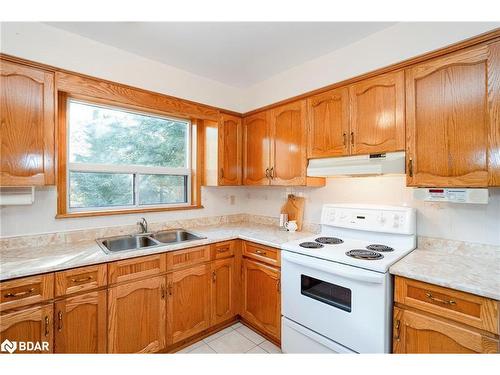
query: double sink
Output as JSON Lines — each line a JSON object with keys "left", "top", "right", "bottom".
{"left": 96, "top": 229, "right": 206, "bottom": 254}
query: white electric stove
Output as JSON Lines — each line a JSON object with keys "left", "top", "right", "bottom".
{"left": 281, "top": 204, "right": 416, "bottom": 354}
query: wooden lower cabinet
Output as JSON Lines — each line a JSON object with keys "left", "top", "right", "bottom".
{"left": 54, "top": 291, "right": 107, "bottom": 353}
{"left": 167, "top": 264, "right": 211, "bottom": 345}
{"left": 211, "top": 258, "right": 237, "bottom": 326}
{"left": 241, "top": 258, "right": 281, "bottom": 341}
{"left": 0, "top": 304, "right": 53, "bottom": 353}
{"left": 393, "top": 307, "right": 499, "bottom": 353}
{"left": 108, "top": 276, "right": 166, "bottom": 353}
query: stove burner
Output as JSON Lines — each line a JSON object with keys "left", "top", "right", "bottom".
{"left": 345, "top": 249, "right": 384, "bottom": 260}
{"left": 299, "top": 242, "right": 324, "bottom": 249}
{"left": 315, "top": 237, "right": 344, "bottom": 245}
{"left": 366, "top": 244, "right": 394, "bottom": 252}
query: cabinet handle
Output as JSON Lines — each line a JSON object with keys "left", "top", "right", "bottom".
{"left": 4, "top": 288, "right": 34, "bottom": 298}
{"left": 217, "top": 247, "right": 229, "bottom": 253}
{"left": 212, "top": 271, "right": 217, "bottom": 283}
{"left": 408, "top": 158, "right": 413, "bottom": 177}
{"left": 71, "top": 276, "right": 93, "bottom": 283}
{"left": 350, "top": 132, "right": 354, "bottom": 146}
{"left": 265, "top": 168, "right": 270, "bottom": 178}
{"left": 255, "top": 250, "right": 267, "bottom": 256}
{"left": 58, "top": 311, "right": 63, "bottom": 332}
{"left": 343, "top": 132, "right": 347, "bottom": 147}
{"left": 220, "top": 168, "right": 224, "bottom": 179}
{"left": 167, "top": 283, "right": 173, "bottom": 296}
{"left": 425, "top": 292, "right": 456, "bottom": 305}
{"left": 161, "top": 284, "right": 165, "bottom": 299}
{"left": 394, "top": 319, "right": 400, "bottom": 341}
{"left": 44, "top": 316, "right": 50, "bottom": 337}
{"left": 276, "top": 279, "right": 281, "bottom": 293}
{"left": 270, "top": 167, "right": 275, "bottom": 179}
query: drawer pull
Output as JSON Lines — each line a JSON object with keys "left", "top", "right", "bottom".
{"left": 217, "top": 247, "right": 230, "bottom": 253}
{"left": 255, "top": 250, "right": 267, "bottom": 256}
{"left": 212, "top": 271, "right": 217, "bottom": 283}
{"left": 71, "top": 276, "right": 93, "bottom": 283}
{"left": 4, "top": 288, "right": 34, "bottom": 298}
{"left": 425, "top": 292, "right": 456, "bottom": 305}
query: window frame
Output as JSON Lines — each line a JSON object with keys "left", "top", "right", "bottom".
{"left": 56, "top": 92, "right": 203, "bottom": 218}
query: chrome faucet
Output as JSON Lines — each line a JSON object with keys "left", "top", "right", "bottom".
{"left": 138, "top": 217, "right": 148, "bottom": 234}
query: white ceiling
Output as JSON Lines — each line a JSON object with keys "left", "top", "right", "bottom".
{"left": 46, "top": 22, "right": 396, "bottom": 88}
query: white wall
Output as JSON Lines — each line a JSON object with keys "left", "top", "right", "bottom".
{"left": 0, "top": 22, "right": 246, "bottom": 111}
{"left": 0, "top": 186, "right": 247, "bottom": 236}
{"left": 241, "top": 177, "right": 500, "bottom": 246}
{"left": 244, "top": 22, "right": 500, "bottom": 110}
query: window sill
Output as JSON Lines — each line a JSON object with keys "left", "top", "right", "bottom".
{"left": 56, "top": 205, "right": 204, "bottom": 219}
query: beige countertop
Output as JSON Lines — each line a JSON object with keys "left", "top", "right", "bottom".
{"left": 0, "top": 223, "right": 312, "bottom": 281}
{"left": 390, "top": 237, "right": 500, "bottom": 300}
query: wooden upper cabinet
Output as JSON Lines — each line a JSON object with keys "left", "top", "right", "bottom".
{"left": 218, "top": 113, "right": 242, "bottom": 185}
{"left": 488, "top": 41, "right": 500, "bottom": 186}
{"left": 307, "top": 87, "right": 350, "bottom": 158}
{"left": 54, "top": 291, "right": 107, "bottom": 353}
{"left": 0, "top": 304, "right": 53, "bottom": 353}
{"left": 393, "top": 307, "right": 499, "bottom": 354}
{"left": 0, "top": 60, "right": 55, "bottom": 186}
{"left": 241, "top": 258, "right": 281, "bottom": 341}
{"left": 167, "top": 264, "right": 211, "bottom": 344}
{"left": 349, "top": 70, "right": 405, "bottom": 155}
{"left": 108, "top": 276, "right": 166, "bottom": 353}
{"left": 270, "top": 100, "right": 307, "bottom": 185}
{"left": 243, "top": 111, "right": 271, "bottom": 185}
{"left": 406, "top": 44, "right": 492, "bottom": 187}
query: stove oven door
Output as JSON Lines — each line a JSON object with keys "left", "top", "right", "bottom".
{"left": 281, "top": 251, "right": 392, "bottom": 353}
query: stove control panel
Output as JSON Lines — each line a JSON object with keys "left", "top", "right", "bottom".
{"left": 321, "top": 204, "right": 416, "bottom": 235}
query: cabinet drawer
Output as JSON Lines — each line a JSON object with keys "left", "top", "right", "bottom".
{"left": 243, "top": 241, "right": 280, "bottom": 267}
{"left": 211, "top": 241, "right": 235, "bottom": 260}
{"left": 166, "top": 245, "right": 210, "bottom": 271}
{"left": 395, "top": 277, "right": 499, "bottom": 334}
{"left": 0, "top": 274, "right": 54, "bottom": 312}
{"left": 108, "top": 254, "right": 166, "bottom": 284}
{"left": 55, "top": 264, "right": 107, "bottom": 297}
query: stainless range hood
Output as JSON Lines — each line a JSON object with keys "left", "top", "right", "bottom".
{"left": 307, "top": 151, "right": 406, "bottom": 177}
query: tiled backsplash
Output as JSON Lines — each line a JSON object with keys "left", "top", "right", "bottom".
{"left": 0, "top": 213, "right": 320, "bottom": 251}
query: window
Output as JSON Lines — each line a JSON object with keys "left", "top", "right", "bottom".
{"left": 66, "top": 99, "right": 191, "bottom": 212}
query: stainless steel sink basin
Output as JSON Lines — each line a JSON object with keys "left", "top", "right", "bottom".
{"left": 151, "top": 229, "right": 204, "bottom": 244}
{"left": 96, "top": 229, "right": 205, "bottom": 254}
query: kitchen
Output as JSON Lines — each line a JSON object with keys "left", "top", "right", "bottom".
{"left": 0, "top": 10, "right": 499, "bottom": 372}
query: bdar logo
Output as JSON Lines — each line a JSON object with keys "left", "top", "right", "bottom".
{"left": 1, "top": 339, "right": 17, "bottom": 354}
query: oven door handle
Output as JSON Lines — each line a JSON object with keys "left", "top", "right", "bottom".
{"left": 282, "top": 251, "right": 386, "bottom": 284}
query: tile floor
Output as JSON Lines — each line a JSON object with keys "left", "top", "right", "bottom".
{"left": 176, "top": 322, "right": 282, "bottom": 354}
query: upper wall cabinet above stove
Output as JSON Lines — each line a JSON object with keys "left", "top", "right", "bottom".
{"left": 203, "top": 113, "right": 242, "bottom": 186}
{"left": 0, "top": 59, "right": 55, "bottom": 186}
{"left": 307, "top": 71, "right": 405, "bottom": 159}
{"left": 243, "top": 102, "right": 325, "bottom": 187}
{"left": 406, "top": 41, "right": 500, "bottom": 188}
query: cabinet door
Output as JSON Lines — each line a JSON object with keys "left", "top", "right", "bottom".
{"left": 0, "top": 60, "right": 55, "bottom": 186}
{"left": 243, "top": 111, "right": 271, "bottom": 185}
{"left": 349, "top": 71, "right": 405, "bottom": 155}
{"left": 0, "top": 304, "right": 53, "bottom": 353}
{"left": 219, "top": 113, "right": 242, "bottom": 185}
{"left": 307, "top": 87, "right": 350, "bottom": 158}
{"left": 167, "top": 264, "right": 211, "bottom": 344}
{"left": 406, "top": 45, "right": 490, "bottom": 187}
{"left": 211, "top": 258, "right": 236, "bottom": 326}
{"left": 108, "top": 276, "right": 166, "bottom": 353}
{"left": 270, "top": 100, "right": 307, "bottom": 185}
{"left": 54, "top": 291, "right": 106, "bottom": 353}
{"left": 393, "top": 307, "right": 499, "bottom": 354}
{"left": 241, "top": 259, "right": 281, "bottom": 340}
